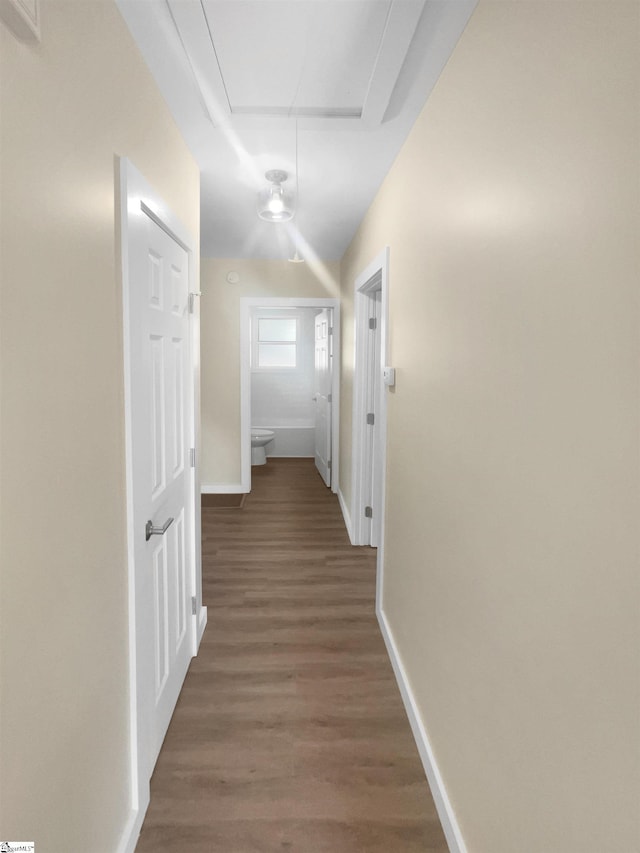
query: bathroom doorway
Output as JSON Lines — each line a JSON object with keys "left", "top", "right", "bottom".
{"left": 240, "top": 297, "right": 340, "bottom": 494}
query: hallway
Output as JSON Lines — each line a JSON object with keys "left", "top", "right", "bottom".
{"left": 136, "top": 458, "right": 447, "bottom": 852}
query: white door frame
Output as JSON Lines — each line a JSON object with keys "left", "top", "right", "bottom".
{"left": 351, "top": 248, "right": 389, "bottom": 605}
{"left": 240, "top": 297, "right": 340, "bottom": 494}
{"left": 117, "top": 158, "right": 207, "bottom": 851}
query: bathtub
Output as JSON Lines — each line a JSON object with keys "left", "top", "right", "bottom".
{"left": 256, "top": 424, "right": 315, "bottom": 458}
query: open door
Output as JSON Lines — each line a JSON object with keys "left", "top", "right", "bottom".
{"left": 120, "top": 159, "right": 206, "bottom": 843}
{"left": 314, "top": 308, "right": 332, "bottom": 486}
{"left": 128, "top": 212, "right": 195, "bottom": 782}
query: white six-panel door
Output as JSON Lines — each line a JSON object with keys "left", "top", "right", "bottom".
{"left": 129, "top": 212, "right": 193, "bottom": 782}
{"left": 314, "top": 309, "right": 332, "bottom": 487}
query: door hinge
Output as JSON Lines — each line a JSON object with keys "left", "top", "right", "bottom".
{"left": 369, "top": 317, "right": 377, "bottom": 330}
{"left": 190, "top": 447, "right": 196, "bottom": 468}
{"left": 328, "top": 393, "right": 332, "bottom": 404}
{"left": 366, "top": 412, "right": 375, "bottom": 426}
{"left": 188, "top": 292, "right": 202, "bottom": 314}
{"left": 328, "top": 326, "right": 333, "bottom": 335}
{"left": 328, "top": 459, "right": 332, "bottom": 470}
{"left": 365, "top": 506, "right": 373, "bottom": 518}
{"left": 191, "top": 596, "right": 197, "bottom": 616}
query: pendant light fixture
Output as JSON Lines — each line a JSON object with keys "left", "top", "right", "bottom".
{"left": 257, "top": 169, "right": 295, "bottom": 222}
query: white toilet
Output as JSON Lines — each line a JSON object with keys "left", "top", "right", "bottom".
{"left": 251, "top": 428, "right": 275, "bottom": 465}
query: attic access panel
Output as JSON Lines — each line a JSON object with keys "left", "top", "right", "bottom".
{"left": 204, "top": 0, "right": 389, "bottom": 117}
{"left": 170, "top": 0, "right": 426, "bottom": 127}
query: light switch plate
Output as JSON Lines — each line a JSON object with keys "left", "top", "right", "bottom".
{"left": 383, "top": 366, "right": 396, "bottom": 387}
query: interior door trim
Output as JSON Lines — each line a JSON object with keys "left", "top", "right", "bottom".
{"left": 239, "top": 297, "right": 341, "bottom": 495}
{"left": 351, "top": 248, "right": 390, "bottom": 610}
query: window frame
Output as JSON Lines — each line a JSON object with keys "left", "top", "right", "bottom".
{"left": 251, "top": 315, "right": 299, "bottom": 372}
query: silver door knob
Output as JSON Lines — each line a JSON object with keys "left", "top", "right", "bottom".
{"left": 145, "top": 517, "right": 174, "bottom": 542}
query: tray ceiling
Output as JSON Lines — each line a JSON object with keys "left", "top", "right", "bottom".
{"left": 169, "top": 0, "right": 426, "bottom": 126}
{"left": 117, "top": 0, "right": 477, "bottom": 259}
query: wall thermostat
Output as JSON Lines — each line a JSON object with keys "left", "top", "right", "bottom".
{"left": 383, "top": 366, "right": 396, "bottom": 387}
{"left": 226, "top": 271, "right": 240, "bottom": 284}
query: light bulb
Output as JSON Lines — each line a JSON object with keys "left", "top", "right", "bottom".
{"left": 267, "top": 191, "right": 285, "bottom": 214}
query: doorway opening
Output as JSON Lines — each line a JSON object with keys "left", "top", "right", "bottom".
{"left": 240, "top": 297, "right": 340, "bottom": 494}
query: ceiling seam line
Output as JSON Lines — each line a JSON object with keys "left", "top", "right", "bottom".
{"left": 163, "top": 0, "right": 218, "bottom": 125}
{"left": 199, "top": 0, "right": 233, "bottom": 114}
{"left": 362, "top": 0, "right": 394, "bottom": 108}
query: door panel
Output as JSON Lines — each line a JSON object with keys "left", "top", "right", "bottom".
{"left": 153, "top": 540, "right": 169, "bottom": 697}
{"left": 314, "top": 309, "right": 332, "bottom": 487}
{"left": 174, "top": 509, "right": 187, "bottom": 647}
{"left": 150, "top": 335, "right": 166, "bottom": 498}
{"left": 171, "top": 338, "right": 185, "bottom": 476}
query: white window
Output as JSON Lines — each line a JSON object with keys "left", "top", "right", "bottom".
{"left": 252, "top": 316, "right": 298, "bottom": 369}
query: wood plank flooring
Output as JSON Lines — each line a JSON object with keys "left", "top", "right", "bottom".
{"left": 135, "top": 458, "right": 448, "bottom": 852}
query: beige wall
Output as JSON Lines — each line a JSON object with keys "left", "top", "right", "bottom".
{"left": 340, "top": 2, "right": 640, "bottom": 851}
{"left": 0, "top": 3, "right": 199, "bottom": 850}
{"left": 200, "top": 257, "right": 339, "bottom": 486}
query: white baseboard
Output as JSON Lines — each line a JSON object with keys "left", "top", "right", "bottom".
{"left": 115, "top": 806, "right": 144, "bottom": 853}
{"left": 201, "top": 483, "right": 247, "bottom": 494}
{"left": 197, "top": 605, "right": 207, "bottom": 650}
{"left": 337, "top": 488, "right": 355, "bottom": 544}
{"left": 377, "top": 607, "right": 467, "bottom": 853}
